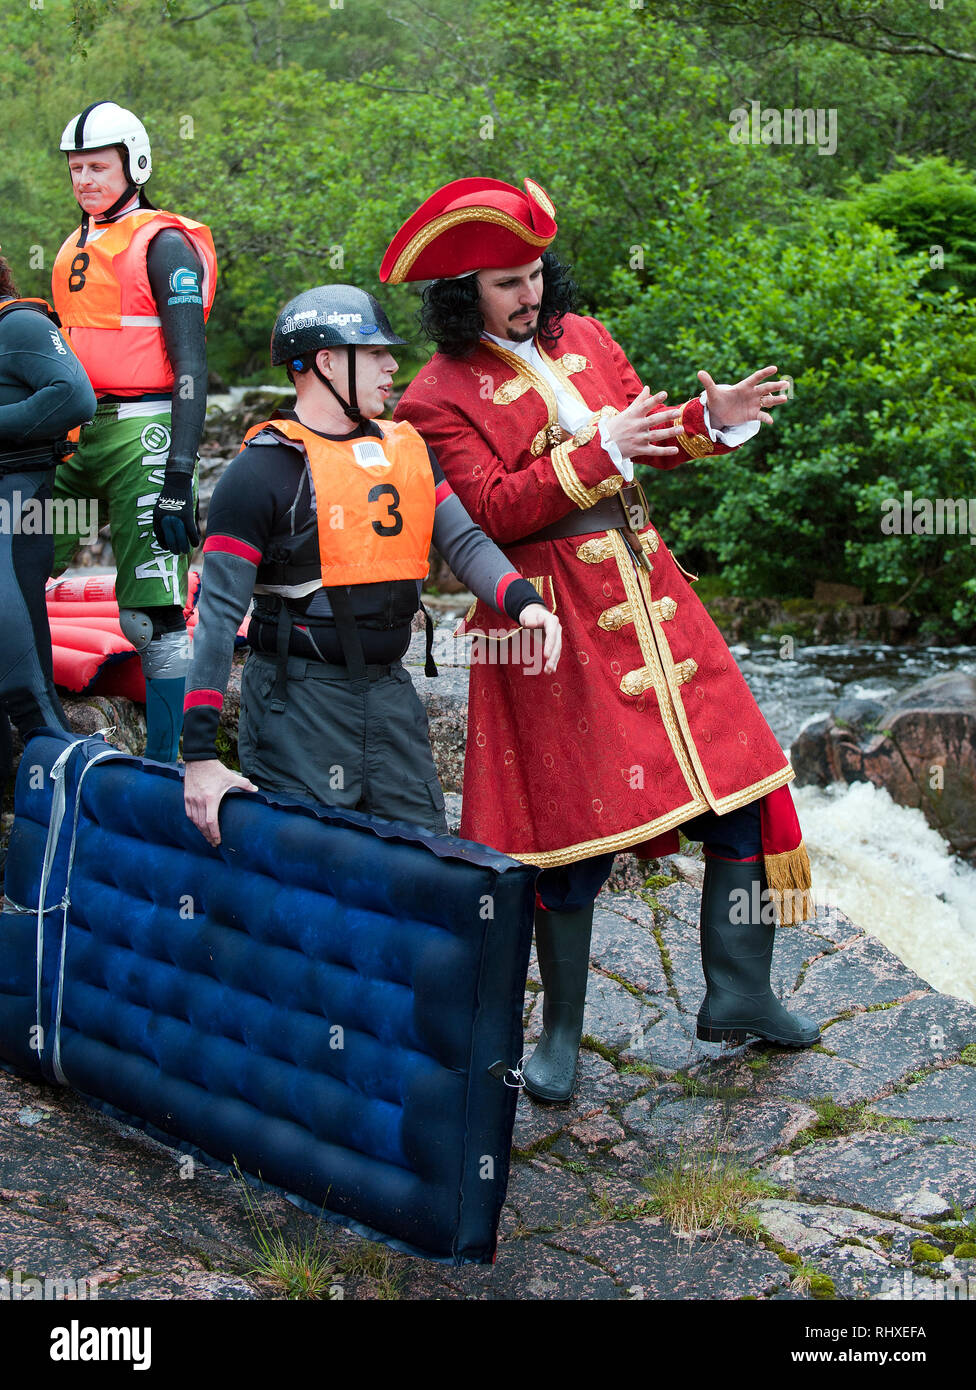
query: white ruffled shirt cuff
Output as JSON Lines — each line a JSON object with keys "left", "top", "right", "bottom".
{"left": 700, "top": 391, "right": 761, "bottom": 446}
{"left": 599, "top": 418, "right": 632, "bottom": 482}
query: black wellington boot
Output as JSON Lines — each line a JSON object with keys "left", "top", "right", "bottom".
{"left": 696, "top": 858, "right": 820, "bottom": 1047}
{"left": 522, "top": 904, "right": 594, "bottom": 1102}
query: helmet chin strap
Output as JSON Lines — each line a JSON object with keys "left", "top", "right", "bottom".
{"left": 98, "top": 183, "right": 139, "bottom": 220}
{"left": 73, "top": 181, "right": 142, "bottom": 248}
{"left": 311, "top": 346, "right": 367, "bottom": 426}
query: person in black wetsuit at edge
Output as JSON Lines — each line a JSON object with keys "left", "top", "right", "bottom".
{"left": 0, "top": 245, "right": 96, "bottom": 806}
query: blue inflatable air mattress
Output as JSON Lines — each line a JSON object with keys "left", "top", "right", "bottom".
{"left": 0, "top": 730, "right": 536, "bottom": 1263}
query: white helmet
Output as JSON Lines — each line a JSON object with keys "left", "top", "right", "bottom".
{"left": 60, "top": 101, "right": 152, "bottom": 185}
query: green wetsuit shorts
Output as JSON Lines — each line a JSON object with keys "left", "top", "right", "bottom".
{"left": 52, "top": 400, "right": 196, "bottom": 610}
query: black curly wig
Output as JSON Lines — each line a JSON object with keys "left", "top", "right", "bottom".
{"left": 0, "top": 255, "right": 19, "bottom": 301}
{"left": 418, "top": 251, "right": 577, "bottom": 358}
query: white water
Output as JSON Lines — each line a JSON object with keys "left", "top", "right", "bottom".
{"left": 730, "top": 638, "right": 976, "bottom": 1006}
{"left": 793, "top": 781, "right": 976, "bottom": 1005}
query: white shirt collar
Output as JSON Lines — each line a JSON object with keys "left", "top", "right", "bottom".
{"left": 482, "top": 330, "right": 537, "bottom": 360}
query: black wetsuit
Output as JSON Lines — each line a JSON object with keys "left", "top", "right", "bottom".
{"left": 183, "top": 416, "right": 543, "bottom": 827}
{"left": 0, "top": 299, "right": 96, "bottom": 784}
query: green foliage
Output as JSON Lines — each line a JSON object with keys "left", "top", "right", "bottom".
{"left": 604, "top": 200, "right": 976, "bottom": 633}
{"left": 1, "top": 0, "right": 970, "bottom": 629}
{"left": 842, "top": 157, "right": 976, "bottom": 297}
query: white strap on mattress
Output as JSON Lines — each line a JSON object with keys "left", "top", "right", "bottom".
{"left": 50, "top": 748, "right": 125, "bottom": 1086}
{"left": 33, "top": 739, "right": 90, "bottom": 1059}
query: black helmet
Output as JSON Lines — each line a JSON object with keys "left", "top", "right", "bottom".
{"left": 270, "top": 284, "right": 407, "bottom": 365}
{"left": 271, "top": 284, "right": 407, "bottom": 426}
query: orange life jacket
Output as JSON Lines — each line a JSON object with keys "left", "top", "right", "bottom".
{"left": 51, "top": 208, "right": 217, "bottom": 397}
{"left": 242, "top": 416, "right": 434, "bottom": 586}
{"left": 0, "top": 296, "right": 61, "bottom": 325}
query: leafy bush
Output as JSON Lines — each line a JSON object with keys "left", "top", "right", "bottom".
{"left": 603, "top": 199, "right": 976, "bottom": 635}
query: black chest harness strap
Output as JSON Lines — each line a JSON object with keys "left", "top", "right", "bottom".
{"left": 266, "top": 590, "right": 438, "bottom": 714}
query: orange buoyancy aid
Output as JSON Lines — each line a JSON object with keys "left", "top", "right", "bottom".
{"left": 242, "top": 416, "right": 435, "bottom": 586}
{"left": 0, "top": 296, "right": 61, "bottom": 325}
{"left": 51, "top": 208, "right": 217, "bottom": 396}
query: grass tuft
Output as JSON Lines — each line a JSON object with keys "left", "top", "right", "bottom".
{"left": 235, "top": 1169, "right": 339, "bottom": 1300}
{"left": 339, "top": 1240, "right": 404, "bottom": 1299}
{"left": 789, "top": 1261, "right": 818, "bottom": 1294}
{"left": 233, "top": 1163, "right": 403, "bottom": 1300}
{"left": 640, "top": 1146, "right": 778, "bottom": 1240}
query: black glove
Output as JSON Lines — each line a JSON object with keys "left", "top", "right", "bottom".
{"left": 152, "top": 469, "right": 199, "bottom": 554}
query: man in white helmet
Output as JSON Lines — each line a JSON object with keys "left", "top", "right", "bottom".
{"left": 50, "top": 101, "right": 218, "bottom": 761}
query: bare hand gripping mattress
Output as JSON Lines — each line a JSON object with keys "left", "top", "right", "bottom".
{"left": 0, "top": 731, "right": 536, "bottom": 1263}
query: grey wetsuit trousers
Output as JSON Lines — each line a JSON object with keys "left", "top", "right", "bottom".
{"left": 237, "top": 651, "right": 448, "bottom": 836}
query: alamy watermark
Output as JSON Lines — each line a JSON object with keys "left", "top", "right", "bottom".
{"left": 729, "top": 101, "right": 837, "bottom": 156}
{"left": 729, "top": 881, "right": 824, "bottom": 926}
{"left": 432, "top": 628, "right": 549, "bottom": 676}
{"left": 881, "top": 491, "right": 976, "bottom": 545}
{"left": 0, "top": 1268, "right": 99, "bottom": 1300}
{"left": 876, "top": 1270, "right": 975, "bottom": 1301}
{"left": 0, "top": 492, "right": 99, "bottom": 546}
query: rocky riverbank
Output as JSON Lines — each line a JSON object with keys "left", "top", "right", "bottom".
{"left": 4, "top": 557, "right": 973, "bottom": 1300}
{"left": 704, "top": 596, "right": 918, "bottom": 646}
{"left": 792, "top": 672, "right": 976, "bottom": 865}
{"left": 3, "top": 859, "right": 975, "bottom": 1301}
{"left": 3, "top": 660, "right": 976, "bottom": 1300}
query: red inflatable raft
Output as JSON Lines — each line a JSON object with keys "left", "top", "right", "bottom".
{"left": 45, "top": 572, "right": 248, "bottom": 703}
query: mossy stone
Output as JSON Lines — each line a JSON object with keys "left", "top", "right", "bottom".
{"left": 911, "top": 1241, "right": 944, "bottom": 1264}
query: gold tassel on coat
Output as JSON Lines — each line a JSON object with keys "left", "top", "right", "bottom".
{"left": 764, "top": 841, "right": 815, "bottom": 925}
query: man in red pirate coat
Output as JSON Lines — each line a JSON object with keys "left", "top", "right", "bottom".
{"left": 381, "top": 177, "right": 820, "bottom": 1103}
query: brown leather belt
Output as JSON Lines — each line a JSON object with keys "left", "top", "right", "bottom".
{"left": 513, "top": 483, "right": 649, "bottom": 546}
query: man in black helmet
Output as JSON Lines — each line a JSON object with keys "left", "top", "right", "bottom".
{"left": 183, "top": 285, "right": 561, "bottom": 844}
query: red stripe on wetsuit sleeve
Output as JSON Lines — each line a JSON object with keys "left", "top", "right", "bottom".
{"left": 434, "top": 480, "right": 454, "bottom": 505}
{"left": 203, "top": 534, "right": 262, "bottom": 565}
{"left": 494, "top": 570, "right": 520, "bottom": 609}
{"left": 184, "top": 689, "right": 224, "bottom": 711}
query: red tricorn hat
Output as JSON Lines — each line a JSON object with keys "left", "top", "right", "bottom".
{"left": 379, "top": 177, "right": 557, "bottom": 285}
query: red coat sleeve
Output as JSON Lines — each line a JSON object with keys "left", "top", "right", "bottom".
{"left": 395, "top": 320, "right": 733, "bottom": 547}
{"left": 395, "top": 386, "right": 625, "bottom": 544}
{"left": 590, "top": 316, "right": 727, "bottom": 474}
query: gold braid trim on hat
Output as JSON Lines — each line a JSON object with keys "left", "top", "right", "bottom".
{"left": 387, "top": 207, "right": 555, "bottom": 284}
{"left": 524, "top": 179, "right": 556, "bottom": 217}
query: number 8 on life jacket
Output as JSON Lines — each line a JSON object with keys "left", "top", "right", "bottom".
{"left": 51, "top": 209, "right": 217, "bottom": 397}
